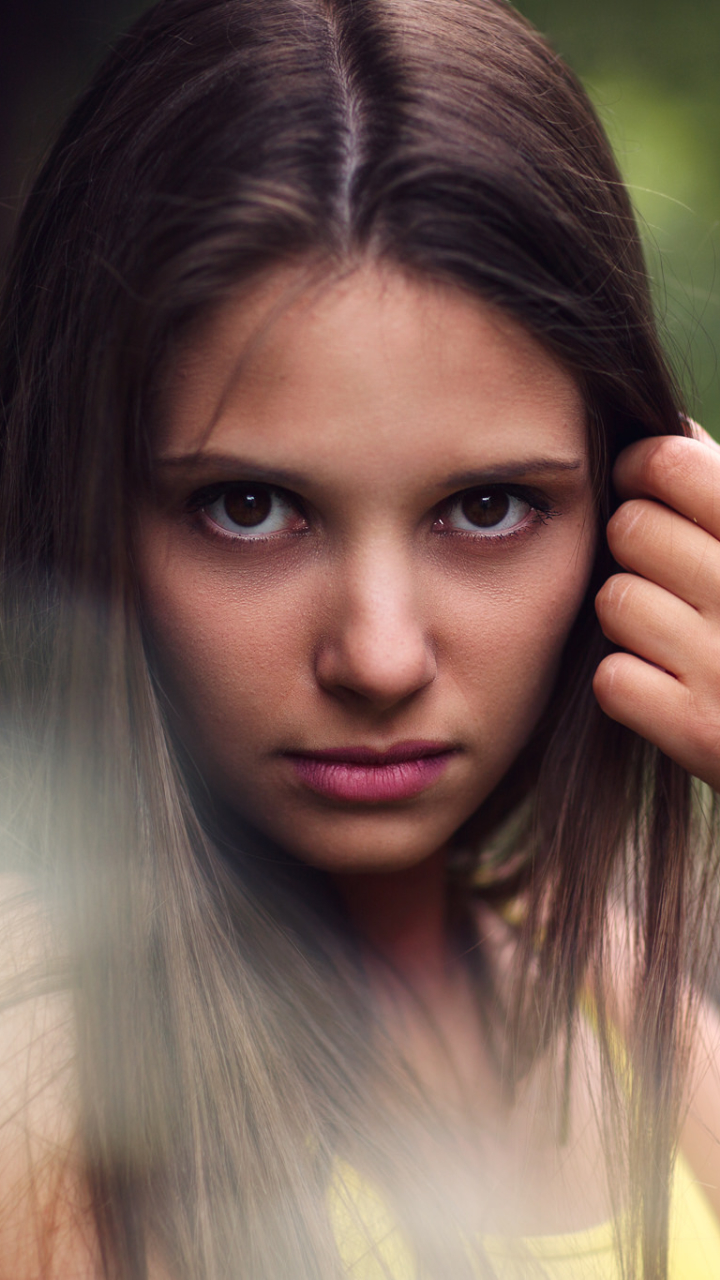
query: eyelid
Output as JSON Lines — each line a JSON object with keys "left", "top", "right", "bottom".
{"left": 187, "top": 479, "right": 309, "bottom": 540}
{"left": 432, "top": 483, "right": 558, "bottom": 542}
{"left": 435, "top": 483, "right": 552, "bottom": 517}
{"left": 186, "top": 479, "right": 294, "bottom": 509}
{"left": 466, "top": 482, "right": 551, "bottom": 506}
{"left": 185, "top": 480, "right": 309, "bottom": 517}
{"left": 183, "top": 479, "right": 556, "bottom": 542}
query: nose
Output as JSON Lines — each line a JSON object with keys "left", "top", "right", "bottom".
{"left": 314, "top": 543, "right": 437, "bottom": 710}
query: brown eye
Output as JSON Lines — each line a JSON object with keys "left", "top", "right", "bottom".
{"left": 461, "top": 489, "right": 510, "bottom": 528}
{"left": 223, "top": 485, "right": 272, "bottom": 527}
{"left": 440, "top": 487, "right": 532, "bottom": 535}
{"left": 202, "top": 484, "right": 305, "bottom": 538}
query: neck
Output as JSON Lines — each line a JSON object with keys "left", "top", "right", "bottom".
{"left": 333, "top": 847, "right": 504, "bottom": 1123}
{"left": 332, "top": 847, "right": 450, "bottom": 992}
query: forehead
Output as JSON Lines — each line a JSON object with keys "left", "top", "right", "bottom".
{"left": 157, "top": 262, "right": 588, "bottom": 488}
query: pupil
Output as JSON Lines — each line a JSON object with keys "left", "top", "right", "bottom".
{"left": 461, "top": 489, "right": 509, "bottom": 527}
{"left": 223, "top": 486, "right": 272, "bottom": 527}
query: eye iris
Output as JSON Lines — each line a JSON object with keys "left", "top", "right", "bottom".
{"left": 223, "top": 486, "right": 272, "bottom": 527}
{"left": 461, "top": 489, "right": 510, "bottom": 528}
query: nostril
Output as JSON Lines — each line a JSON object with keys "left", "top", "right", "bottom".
{"left": 314, "top": 628, "right": 437, "bottom": 707}
{"left": 313, "top": 557, "right": 437, "bottom": 706}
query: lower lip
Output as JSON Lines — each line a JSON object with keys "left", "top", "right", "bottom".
{"left": 285, "top": 752, "right": 455, "bottom": 802}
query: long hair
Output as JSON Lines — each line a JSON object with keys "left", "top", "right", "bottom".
{"left": 0, "top": 1, "right": 715, "bottom": 1276}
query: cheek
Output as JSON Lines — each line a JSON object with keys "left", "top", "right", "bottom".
{"left": 138, "top": 539, "right": 310, "bottom": 759}
{"left": 449, "top": 533, "right": 596, "bottom": 740}
{"left": 138, "top": 512, "right": 597, "bottom": 825}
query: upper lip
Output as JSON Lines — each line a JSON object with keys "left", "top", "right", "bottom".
{"left": 283, "top": 740, "right": 456, "bottom": 765}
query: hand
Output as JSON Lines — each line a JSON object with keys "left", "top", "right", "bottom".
{"left": 594, "top": 428, "right": 720, "bottom": 791}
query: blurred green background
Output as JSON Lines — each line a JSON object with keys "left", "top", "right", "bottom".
{"left": 519, "top": 0, "right": 720, "bottom": 434}
{"left": 1, "top": 0, "right": 718, "bottom": 429}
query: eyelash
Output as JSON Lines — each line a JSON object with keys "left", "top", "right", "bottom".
{"left": 186, "top": 482, "right": 309, "bottom": 542}
{"left": 434, "top": 487, "right": 557, "bottom": 542}
{"left": 185, "top": 482, "right": 557, "bottom": 544}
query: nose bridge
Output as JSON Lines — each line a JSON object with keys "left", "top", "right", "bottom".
{"left": 315, "top": 533, "right": 436, "bottom": 705}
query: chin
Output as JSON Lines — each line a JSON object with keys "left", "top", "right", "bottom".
{"left": 263, "top": 811, "right": 458, "bottom": 874}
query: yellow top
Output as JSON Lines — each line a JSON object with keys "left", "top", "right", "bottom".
{"left": 329, "top": 1154, "right": 720, "bottom": 1279}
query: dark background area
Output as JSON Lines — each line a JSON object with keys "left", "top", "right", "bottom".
{"left": 1, "top": 0, "right": 718, "bottom": 427}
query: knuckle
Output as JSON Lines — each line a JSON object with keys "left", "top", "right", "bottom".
{"left": 704, "top": 634, "right": 720, "bottom": 673}
{"left": 684, "top": 682, "right": 720, "bottom": 760}
{"left": 684, "top": 705, "right": 720, "bottom": 764}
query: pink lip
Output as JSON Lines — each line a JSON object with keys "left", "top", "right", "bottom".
{"left": 283, "top": 740, "right": 457, "bottom": 803}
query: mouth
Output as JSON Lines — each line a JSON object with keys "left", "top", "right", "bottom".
{"left": 282, "top": 740, "right": 458, "bottom": 803}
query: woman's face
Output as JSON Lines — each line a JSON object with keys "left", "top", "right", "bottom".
{"left": 137, "top": 263, "right": 596, "bottom": 871}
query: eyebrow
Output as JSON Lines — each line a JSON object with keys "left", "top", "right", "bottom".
{"left": 441, "top": 458, "right": 585, "bottom": 486}
{"left": 156, "top": 453, "right": 310, "bottom": 489}
{"left": 155, "top": 451, "right": 585, "bottom": 489}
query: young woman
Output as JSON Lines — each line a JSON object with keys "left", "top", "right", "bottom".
{"left": 2, "top": 0, "right": 720, "bottom": 1277}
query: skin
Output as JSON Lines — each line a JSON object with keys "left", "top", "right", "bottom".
{"left": 136, "top": 260, "right": 622, "bottom": 1232}
{"left": 138, "top": 261, "right": 602, "bottom": 998}
{"left": 137, "top": 261, "right": 720, "bottom": 1220}
{"left": 595, "top": 428, "right": 720, "bottom": 792}
{"left": 6, "top": 263, "right": 720, "bottom": 1273}
{"left": 595, "top": 425, "right": 720, "bottom": 1224}
{"left": 140, "top": 262, "right": 597, "bottom": 884}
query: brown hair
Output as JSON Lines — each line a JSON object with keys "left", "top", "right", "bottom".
{"left": 0, "top": 1, "right": 715, "bottom": 1276}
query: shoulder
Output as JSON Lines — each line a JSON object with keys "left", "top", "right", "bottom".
{"left": 592, "top": 905, "right": 720, "bottom": 1215}
{"left": 680, "top": 996, "right": 720, "bottom": 1222}
{"left": 0, "top": 876, "right": 98, "bottom": 1279}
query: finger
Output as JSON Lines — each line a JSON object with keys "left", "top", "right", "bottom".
{"left": 612, "top": 436, "right": 720, "bottom": 541}
{"left": 595, "top": 572, "right": 701, "bottom": 679}
{"left": 593, "top": 653, "right": 720, "bottom": 790}
{"left": 685, "top": 418, "right": 720, "bottom": 452}
{"left": 607, "top": 498, "right": 720, "bottom": 616}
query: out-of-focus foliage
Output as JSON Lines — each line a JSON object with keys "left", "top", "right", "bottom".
{"left": 519, "top": 0, "right": 720, "bottom": 433}
{"left": 2, "top": 0, "right": 718, "bottom": 428}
